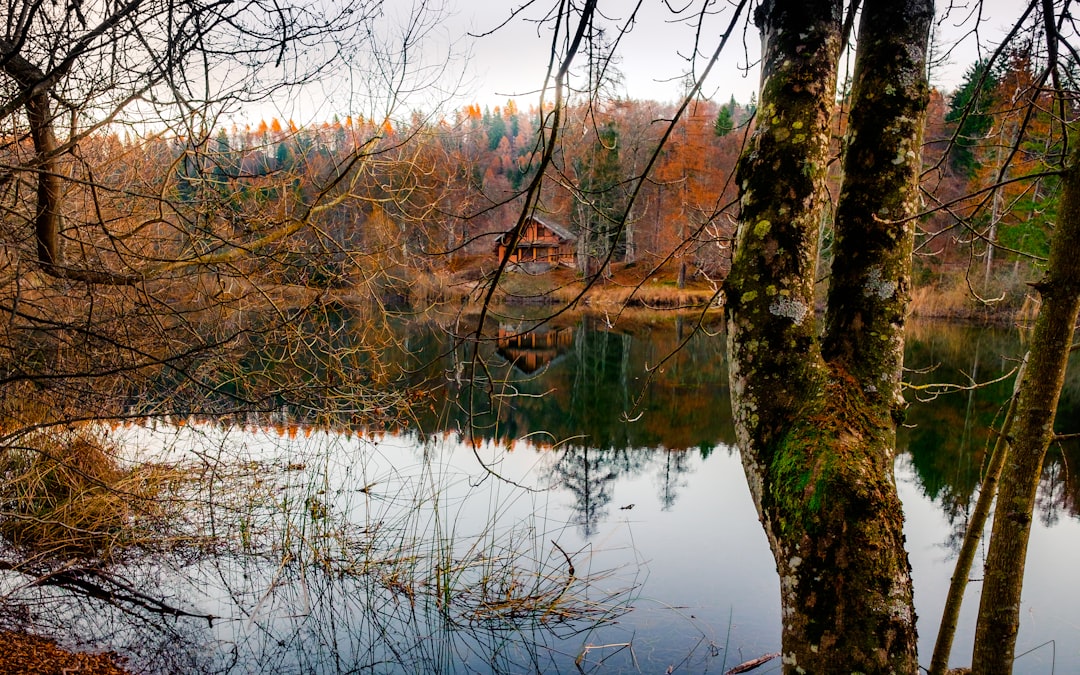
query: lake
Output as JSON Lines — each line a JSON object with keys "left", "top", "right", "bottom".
{"left": 2, "top": 316, "right": 1078, "bottom": 673}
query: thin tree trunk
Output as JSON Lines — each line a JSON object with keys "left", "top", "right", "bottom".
{"left": 724, "top": 0, "right": 930, "bottom": 670}
{"left": 2, "top": 35, "right": 139, "bottom": 285}
{"left": 0, "top": 41, "right": 63, "bottom": 268}
{"left": 929, "top": 356, "right": 1025, "bottom": 675}
{"left": 970, "top": 144, "right": 1080, "bottom": 673}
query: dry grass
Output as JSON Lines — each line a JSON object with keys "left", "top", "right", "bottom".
{"left": 551, "top": 280, "right": 720, "bottom": 311}
{"left": 0, "top": 421, "right": 637, "bottom": 672}
{"left": 909, "top": 270, "right": 1037, "bottom": 323}
{"left": 361, "top": 258, "right": 724, "bottom": 316}
{"left": 0, "top": 429, "right": 180, "bottom": 561}
{"left": 909, "top": 282, "right": 980, "bottom": 320}
{"left": 0, "top": 630, "right": 133, "bottom": 675}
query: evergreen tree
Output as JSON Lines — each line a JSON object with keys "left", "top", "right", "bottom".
{"left": 486, "top": 106, "right": 506, "bottom": 151}
{"left": 575, "top": 121, "right": 626, "bottom": 269}
{"left": 946, "top": 59, "right": 997, "bottom": 177}
{"left": 213, "top": 128, "right": 233, "bottom": 182}
{"left": 275, "top": 139, "right": 293, "bottom": 170}
{"left": 714, "top": 99, "right": 735, "bottom": 137}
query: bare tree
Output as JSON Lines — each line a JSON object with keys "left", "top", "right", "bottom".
{"left": 0, "top": 0, "right": 460, "bottom": 431}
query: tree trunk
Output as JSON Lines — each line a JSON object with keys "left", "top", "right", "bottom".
{"left": 0, "top": 40, "right": 63, "bottom": 268}
{"left": 725, "top": 0, "right": 931, "bottom": 670}
{"left": 929, "top": 357, "right": 1024, "bottom": 675}
{"left": 970, "top": 144, "right": 1080, "bottom": 673}
{"left": 1, "top": 39, "right": 139, "bottom": 284}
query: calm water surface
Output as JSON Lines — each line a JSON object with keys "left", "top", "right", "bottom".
{"left": 4, "top": 317, "right": 1079, "bottom": 673}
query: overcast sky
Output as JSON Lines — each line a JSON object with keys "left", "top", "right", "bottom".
{"left": 444, "top": 0, "right": 1032, "bottom": 110}
{"left": 247, "top": 0, "right": 1032, "bottom": 127}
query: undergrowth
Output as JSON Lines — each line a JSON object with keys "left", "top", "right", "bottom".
{"left": 0, "top": 428, "right": 180, "bottom": 561}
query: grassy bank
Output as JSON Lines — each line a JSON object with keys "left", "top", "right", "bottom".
{"left": 328, "top": 258, "right": 1037, "bottom": 327}
{"left": 908, "top": 270, "right": 1040, "bottom": 324}
{"left": 388, "top": 259, "right": 724, "bottom": 320}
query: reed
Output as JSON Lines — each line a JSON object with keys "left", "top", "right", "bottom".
{"left": 0, "top": 422, "right": 636, "bottom": 672}
{"left": 909, "top": 268, "right": 1036, "bottom": 322}
{"left": 0, "top": 428, "right": 181, "bottom": 561}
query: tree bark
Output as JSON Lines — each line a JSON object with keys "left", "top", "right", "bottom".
{"left": 0, "top": 39, "right": 62, "bottom": 268}
{"left": 929, "top": 358, "right": 1024, "bottom": 675}
{"left": 971, "top": 145, "right": 1080, "bottom": 673}
{"left": 725, "top": 0, "right": 931, "bottom": 670}
{"left": 1, "top": 38, "right": 140, "bottom": 284}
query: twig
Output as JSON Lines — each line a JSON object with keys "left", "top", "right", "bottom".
{"left": 725, "top": 652, "right": 781, "bottom": 674}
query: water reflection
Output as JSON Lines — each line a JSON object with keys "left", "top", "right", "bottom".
{"left": 496, "top": 323, "right": 575, "bottom": 374}
{"left": 901, "top": 321, "right": 1080, "bottom": 547}
{"left": 410, "top": 316, "right": 733, "bottom": 453}
{"left": 1, "top": 316, "right": 1079, "bottom": 673}
{"left": 1, "top": 426, "right": 646, "bottom": 674}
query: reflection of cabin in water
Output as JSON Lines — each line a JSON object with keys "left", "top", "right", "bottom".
{"left": 494, "top": 216, "right": 576, "bottom": 268}
{"left": 497, "top": 325, "right": 575, "bottom": 374}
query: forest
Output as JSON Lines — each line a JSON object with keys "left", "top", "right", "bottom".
{"left": 34, "top": 49, "right": 1054, "bottom": 323}
{"left": 1, "top": 0, "right": 1078, "bottom": 673}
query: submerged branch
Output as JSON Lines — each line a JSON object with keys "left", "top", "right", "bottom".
{"left": 0, "top": 560, "right": 216, "bottom": 623}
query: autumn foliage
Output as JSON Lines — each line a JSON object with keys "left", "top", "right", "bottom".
{"left": 7, "top": 54, "right": 1055, "bottom": 314}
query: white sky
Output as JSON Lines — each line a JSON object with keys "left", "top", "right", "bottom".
{"left": 445, "top": 0, "right": 1033, "bottom": 110}
{"left": 228, "top": 0, "right": 1032, "bottom": 128}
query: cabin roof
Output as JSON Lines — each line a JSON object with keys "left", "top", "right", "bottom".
{"left": 495, "top": 214, "right": 577, "bottom": 244}
{"left": 530, "top": 215, "right": 576, "bottom": 241}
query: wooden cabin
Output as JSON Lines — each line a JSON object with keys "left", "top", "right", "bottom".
{"left": 494, "top": 216, "right": 576, "bottom": 267}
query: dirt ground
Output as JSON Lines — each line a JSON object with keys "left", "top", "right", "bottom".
{"left": 0, "top": 631, "right": 132, "bottom": 675}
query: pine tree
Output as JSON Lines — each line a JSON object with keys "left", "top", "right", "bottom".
{"left": 714, "top": 100, "right": 735, "bottom": 137}
{"left": 946, "top": 59, "right": 997, "bottom": 177}
{"left": 576, "top": 121, "right": 626, "bottom": 270}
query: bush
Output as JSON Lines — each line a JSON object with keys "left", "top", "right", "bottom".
{"left": 0, "top": 430, "right": 174, "bottom": 561}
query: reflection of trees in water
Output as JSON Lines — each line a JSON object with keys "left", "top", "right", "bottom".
{"left": 547, "top": 445, "right": 653, "bottom": 536}
{"left": 656, "top": 450, "right": 692, "bottom": 511}
{"left": 0, "top": 303, "right": 419, "bottom": 452}
{"left": 1035, "top": 443, "right": 1080, "bottom": 528}
{"left": 546, "top": 444, "right": 696, "bottom": 534}
{"left": 1037, "top": 458, "right": 1066, "bottom": 528}
{"left": 409, "top": 315, "right": 733, "bottom": 452}
{"left": 548, "top": 446, "right": 618, "bottom": 536}
{"left": 568, "top": 320, "right": 635, "bottom": 449}
{"left": 902, "top": 323, "right": 1080, "bottom": 554}
{"left": 903, "top": 327, "right": 1001, "bottom": 542}
{"left": 6, "top": 315, "right": 1079, "bottom": 670}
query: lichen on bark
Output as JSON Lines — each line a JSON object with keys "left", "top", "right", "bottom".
{"left": 724, "top": 0, "right": 931, "bottom": 671}
{"left": 823, "top": 0, "right": 932, "bottom": 414}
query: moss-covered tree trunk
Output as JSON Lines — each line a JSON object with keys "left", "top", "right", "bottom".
{"left": 970, "top": 145, "right": 1080, "bottom": 673}
{"left": 724, "top": 0, "right": 931, "bottom": 670}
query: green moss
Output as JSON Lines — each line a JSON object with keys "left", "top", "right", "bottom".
{"left": 765, "top": 375, "right": 893, "bottom": 538}
{"left": 769, "top": 424, "right": 841, "bottom": 535}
